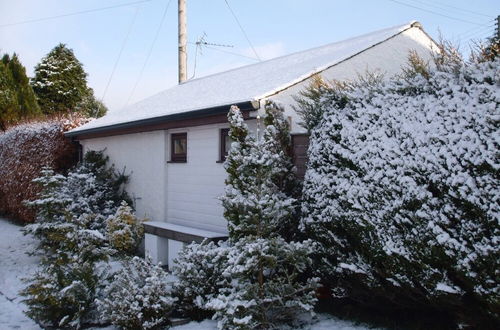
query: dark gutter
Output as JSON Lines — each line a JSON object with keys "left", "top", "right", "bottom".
{"left": 65, "top": 100, "right": 257, "bottom": 138}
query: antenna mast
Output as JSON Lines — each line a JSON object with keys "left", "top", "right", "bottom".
{"left": 178, "top": 0, "right": 187, "bottom": 83}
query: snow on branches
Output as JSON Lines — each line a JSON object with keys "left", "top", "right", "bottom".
{"left": 300, "top": 52, "right": 499, "bottom": 325}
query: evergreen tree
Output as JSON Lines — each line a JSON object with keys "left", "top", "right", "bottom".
{"left": 211, "top": 104, "right": 318, "bottom": 329}
{"left": 4, "top": 54, "right": 41, "bottom": 117}
{"left": 75, "top": 89, "right": 108, "bottom": 118}
{"left": 0, "top": 53, "right": 40, "bottom": 129}
{"left": 31, "top": 43, "right": 89, "bottom": 114}
{"left": 0, "top": 59, "right": 18, "bottom": 130}
{"left": 22, "top": 151, "right": 135, "bottom": 328}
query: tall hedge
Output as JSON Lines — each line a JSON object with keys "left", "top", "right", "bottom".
{"left": 0, "top": 116, "right": 87, "bottom": 222}
{"left": 300, "top": 50, "right": 499, "bottom": 327}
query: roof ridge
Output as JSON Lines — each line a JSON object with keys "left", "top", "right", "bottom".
{"left": 181, "top": 21, "right": 416, "bottom": 85}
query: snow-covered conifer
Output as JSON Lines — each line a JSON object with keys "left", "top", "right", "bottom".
{"left": 172, "top": 240, "right": 231, "bottom": 319}
{"left": 97, "top": 256, "right": 177, "bottom": 330}
{"left": 30, "top": 43, "right": 105, "bottom": 117}
{"left": 221, "top": 103, "right": 299, "bottom": 240}
{"left": 213, "top": 104, "right": 319, "bottom": 328}
{"left": 300, "top": 50, "right": 500, "bottom": 326}
{"left": 207, "top": 238, "right": 318, "bottom": 329}
{"left": 22, "top": 150, "right": 133, "bottom": 327}
{"left": 106, "top": 201, "right": 144, "bottom": 254}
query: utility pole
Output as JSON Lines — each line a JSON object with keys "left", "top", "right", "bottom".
{"left": 178, "top": 0, "right": 187, "bottom": 83}
{"left": 497, "top": 15, "right": 500, "bottom": 40}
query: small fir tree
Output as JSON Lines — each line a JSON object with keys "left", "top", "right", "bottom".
{"left": 211, "top": 104, "right": 318, "bottom": 329}
{"left": 106, "top": 201, "right": 144, "bottom": 254}
{"left": 22, "top": 150, "right": 133, "bottom": 328}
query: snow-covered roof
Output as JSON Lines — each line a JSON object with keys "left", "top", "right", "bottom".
{"left": 68, "top": 21, "right": 421, "bottom": 136}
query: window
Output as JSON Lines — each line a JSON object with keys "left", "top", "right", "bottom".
{"left": 219, "top": 128, "right": 231, "bottom": 162}
{"left": 170, "top": 133, "right": 187, "bottom": 162}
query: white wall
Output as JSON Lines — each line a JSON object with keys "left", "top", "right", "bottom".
{"left": 79, "top": 26, "right": 435, "bottom": 233}
{"left": 80, "top": 130, "right": 166, "bottom": 222}
{"left": 268, "top": 26, "right": 437, "bottom": 133}
{"left": 164, "top": 121, "right": 257, "bottom": 233}
{"left": 81, "top": 121, "right": 257, "bottom": 234}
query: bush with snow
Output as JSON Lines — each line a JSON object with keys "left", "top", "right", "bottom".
{"left": 0, "top": 115, "right": 87, "bottom": 223}
{"left": 22, "top": 150, "right": 134, "bottom": 328}
{"left": 97, "top": 256, "right": 177, "bottom": 330}
{"left": 300, "top": 48, "right": 499, "bottom": 326}
{"left": 21, "top": 261, "right": 109, "bottom": 328}
{"left": 24, "top": 150, "right": 131, "bottom": 259}
{"left": 173, "top": 240, "right": 231, "bottom": 319}
{"left": 106, "top": 201, "right": 144, "bottom": 254}
{"left": 207, "top": 237, "right": 318, "bottom": 330}
{"left": 210, "top": 104, "right": 318, "bottom": 329}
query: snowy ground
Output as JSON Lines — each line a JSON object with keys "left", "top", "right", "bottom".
{"left": 0, "top": 217, "right": 376, "bottom": 330}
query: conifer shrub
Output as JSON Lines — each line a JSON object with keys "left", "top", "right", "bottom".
{"left": 299, "top": 46, "right": 499, "bottom": 327}
{"left": 106, "top": 201, "right": 145, "bottom": 254}
{"left": 22, "top": 150, "right": 134, "bottom": 328}
{"left": 208, "top": 104, "right": 319, "bottom": 329}
{"left": 207, "top": 238, "right": 318, "bottom": 329}
{"left": 172, "top": 240, "right": 231, "bottom": 319}
{"left": 0, "top": 115, "right": 87, "bottom": 223}
{"left": 0, "top": 53, "right": 41, "bottom": 129}
{"left": 97, "top": 256, "right": 177, "bottom": 330}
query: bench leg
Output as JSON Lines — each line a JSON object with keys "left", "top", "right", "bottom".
{"left": 168, "top": 240, "right": 185, "bottom": 271}
{"left": 145, "top": 233, "right": 169, "bottom": 266}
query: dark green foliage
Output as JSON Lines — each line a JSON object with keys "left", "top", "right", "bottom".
{"left": 0, "top": 53, "right": 41, "bottom": 130}
{"left": 31, "top": 43, "right": 100, "bottom": 115}
{"left": 293, "top": 73, "right": 383, "bottom": 133}
{"left": 22, "top": 150, "right": 133, "bottom": 328}
{"left": 21, "top": 262, "right": 101, "bottom": 329}
{"left": 300, "top": 47, "right": 500, "bottom": 328}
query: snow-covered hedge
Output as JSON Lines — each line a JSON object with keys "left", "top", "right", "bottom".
{"left": 300, "top": 51, "right": 499, "bottom": 326}
{"left": 0, "top": 116, "right": 87, "bottom": 222}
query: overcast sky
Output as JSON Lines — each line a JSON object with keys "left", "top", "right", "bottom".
{"left": 0, "top": 0, "right": 498, "bottom": 111}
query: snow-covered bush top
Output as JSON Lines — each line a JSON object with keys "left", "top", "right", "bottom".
{"left": 300, "top": 51, "right": 499, "bottom": 325}
{"left": 97, "top": 256, "right": 177, "bottom": 330}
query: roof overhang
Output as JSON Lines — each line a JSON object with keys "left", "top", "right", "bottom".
{"left": 66, "top": 100, "right": 258, "bottom": 140}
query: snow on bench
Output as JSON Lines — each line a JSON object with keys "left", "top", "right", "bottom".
{"left": 143, "top": 221, "right": 228, "bottom": 244}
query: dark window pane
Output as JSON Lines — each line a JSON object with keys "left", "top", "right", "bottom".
{"left": 171, "top": 133, "right": 187, "bottom": 162}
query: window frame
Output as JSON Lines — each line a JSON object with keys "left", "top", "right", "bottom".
{"left": 218, "top": 128, "right": 230, "bottom": 163}
{"left": 170, "top": 132, "right": 187, "bottom": 163}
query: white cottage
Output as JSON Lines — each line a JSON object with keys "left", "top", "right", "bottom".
{"left": 66, "top": 21, "right": 436, "bottom": 267}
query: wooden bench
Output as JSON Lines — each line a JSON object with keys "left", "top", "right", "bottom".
{"left": 143, "top": 221, "right": 228, "bottom": 243}
{"left": 143, "top": 221, "right": 228, "bottom": 269}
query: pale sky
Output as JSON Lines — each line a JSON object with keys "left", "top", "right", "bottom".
{"left": 0, "top": 0, "right": 498, "bottom": 111}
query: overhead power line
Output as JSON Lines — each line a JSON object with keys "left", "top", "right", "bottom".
{"left": 387, "top": 0, "right": 491, "bottom": 27}
{"left": 126, "top": 0, "right": 174, "bottom": 106}
{"left": 223, "top": 0, "right": 261, "bottom": 61}
{"left": 407, "top": 0, "right": 493, "bottom": 19}
{"left": 102, "top": 6, "right": 141, "bottom": 102}
{"left": 0, "top": 0, "right": 151, "bottom": 28}
{"left": 458, "top": 24, "right": 495, "bottom": 40}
